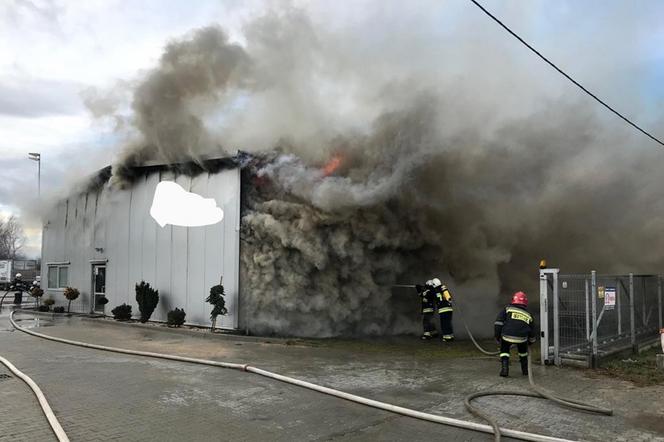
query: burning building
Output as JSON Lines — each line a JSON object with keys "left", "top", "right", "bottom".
{"left": 39, "top": 12, "right": 664, "bottom": 338}
{"left": 40, "top": 152, "right": 430, "bottom": 336}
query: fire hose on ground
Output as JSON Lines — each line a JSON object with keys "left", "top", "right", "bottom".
{"left": 0, "top": 354, "right": 69, "bottom": 442}
{"left": 9, "top": 310, "right": 577, "bottom": 442}
{"left": 454, "top": 302, "right": 613, "bottom": 442}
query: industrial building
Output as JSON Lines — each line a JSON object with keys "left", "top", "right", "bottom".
{"left": 41, "top": 158, "right": 241, "bottom": 329}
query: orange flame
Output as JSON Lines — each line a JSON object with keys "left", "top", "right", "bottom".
{"left": 321, "top": 154, "right": 343, "bottom": 177}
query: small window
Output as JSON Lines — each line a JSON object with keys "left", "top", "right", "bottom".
{"left": 48, "top": 265, "right": 69, "bottom": 289}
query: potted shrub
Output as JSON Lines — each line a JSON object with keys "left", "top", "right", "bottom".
{"left": 30, "top": 286, "right": 44, "bottom": 307}
{"left": 135, "top": 281, "right": 159, "bottom": 323}
{"left": 41, "top": 298, "right": 55, "bottom": 312}
{"left": 167, "top": 308, "right": 186, "bottom": 327}
{"left": 205, "top": 279, "right": 227, "bottom": 332}
{"left": 63, "top": 287, "right": 80, "bottom": 313}
{"left": 111, "top": 304, "right": 132, "bottom": 321}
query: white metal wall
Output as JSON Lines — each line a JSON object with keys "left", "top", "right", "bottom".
{"left": 42, "top": 167, "right": 241, "bottom": 329}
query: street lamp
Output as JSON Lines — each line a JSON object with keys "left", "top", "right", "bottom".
{"left": 28, "top": 152, "right": 40, "bottom": 197}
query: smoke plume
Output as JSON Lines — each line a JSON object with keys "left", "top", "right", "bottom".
{"left": 91, "top": 6, "right": 664, "bottom": 336}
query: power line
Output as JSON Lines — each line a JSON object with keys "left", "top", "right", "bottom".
{"left": 469, "top": 0, "right": 664, "bottom": 148}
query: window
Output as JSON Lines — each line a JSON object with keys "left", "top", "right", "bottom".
{"left": 58, "top": 267, "right": 68, "bottom": 287}
{"left": 48, "top": 265, "right": 69, "bottom": 289}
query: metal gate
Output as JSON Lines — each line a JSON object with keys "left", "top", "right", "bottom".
{"left": 540, "top": 269, "right": 663, "bottom": 367}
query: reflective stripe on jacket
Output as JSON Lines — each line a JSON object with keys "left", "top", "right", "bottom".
{"left": 418, "top": 286, "right": 436, "bottom": 314}
{"left": 436, "top": 285, "right": 453, "bottom": 314}
{"left": 494, "top": 304, "right": 536, "bottom": 343}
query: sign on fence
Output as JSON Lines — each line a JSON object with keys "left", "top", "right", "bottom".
{"left": 604, "top": 287, "right": 616, "bottom": 310}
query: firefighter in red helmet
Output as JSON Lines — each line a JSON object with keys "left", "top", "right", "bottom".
{"left": 494, "top": 291, "right": 536, "bottom": 377}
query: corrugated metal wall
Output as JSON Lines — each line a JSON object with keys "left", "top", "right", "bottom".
{"left": 42, "top": 167, "right": 241, "bottom": 329}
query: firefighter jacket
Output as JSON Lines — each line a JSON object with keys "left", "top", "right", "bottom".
{"left": 416, "top": 285, "right": 436, "bottom": 314}
{"left": 436, "top": 285, "right": 453, "bottom": 314}
{"left": 494, "top": 304, "right": 536, "bottom": 344}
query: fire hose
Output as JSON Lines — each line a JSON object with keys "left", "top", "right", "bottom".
{"left": 454, "top": 302, "right": 613, "bottom": 442}
{"left": 9, "top": 310, "right": 574, "bottom": 442}
{"left": 0, "top": 354, "right": 69, "bottom": 442}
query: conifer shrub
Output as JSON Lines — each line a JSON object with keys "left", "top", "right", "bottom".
{"left": 135, "top": 281, "right": 159, "bottom": 323}
{"left": 167, "top": 308, "right": 186, "bottom": 327}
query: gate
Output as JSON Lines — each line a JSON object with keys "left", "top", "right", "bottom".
{"left": 540, "top": 269, "right": 663, "bottom": 367}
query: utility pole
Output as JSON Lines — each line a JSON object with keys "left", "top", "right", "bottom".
{"left": 28, "top": 152, "right": 40, "bottom": 197}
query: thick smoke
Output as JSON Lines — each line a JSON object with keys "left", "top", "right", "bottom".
{"left": 92, "top": 7, "right": 664, "bottom": 336}
{"left": 114, "top": 26, "right": 252, "bottom": 176}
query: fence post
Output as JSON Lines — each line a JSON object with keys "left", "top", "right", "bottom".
{"left": 616, "top": 279, "right": 621, "bottom": 336}
{"left": 553, "top": 271, "right": 560, "bottom": 366}
{"left": 642, "top": 278, "right": 646, "bottom": 327}
{"left": 591, "top": 271, "right": 598, "bottom": 368}
{"left": 658, "top": 275, "right": 662, "bottom": 332}
{"left": 539, "top": 270, "right": 549, "bottom": 365}
{"left": 629, "top": 273, "right": 636, "bottom": 354}
{"left": 584, "top": 278, "right": 590, "bottom": 342}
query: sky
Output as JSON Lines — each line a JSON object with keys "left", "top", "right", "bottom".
{"left": 1, "top": 0, "right": 663, "bottom": 258}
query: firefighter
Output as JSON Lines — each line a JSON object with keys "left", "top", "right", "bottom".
{"left": 416, "top": 280, "right": 438, "bottom": 340}
{"left": 11, "top": 273, "right": 25, "bottom": 305}
{"left": 494, "top": 291, "right": 536, "bottom": 377}
{"left": 431, "top": 278, "right": 454, "bottom": 342}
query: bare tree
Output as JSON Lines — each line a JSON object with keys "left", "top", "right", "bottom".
{"left": 0, "top": 215, "right": 26, "bottom": 260}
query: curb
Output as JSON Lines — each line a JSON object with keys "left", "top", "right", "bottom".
{"left": 14, "top": 309, "right": 301, "bottom": 345}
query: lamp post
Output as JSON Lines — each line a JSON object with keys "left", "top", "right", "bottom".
{"left": 28, "top": 152, "right": 40, "bottom": 197}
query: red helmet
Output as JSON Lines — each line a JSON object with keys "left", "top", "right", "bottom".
{"left": 511, "top": 291, "right": 528, "bottom": 306}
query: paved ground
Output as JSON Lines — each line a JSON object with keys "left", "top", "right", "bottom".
{"left": 1, "top": 309, "right": 663, "bottom": 441}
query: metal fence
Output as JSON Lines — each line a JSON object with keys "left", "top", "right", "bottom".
{"left": 540, "top": 269, "right": 663, "bottom": 367}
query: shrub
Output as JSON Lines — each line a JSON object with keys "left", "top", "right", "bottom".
{"left": 43, "top": 298, "right": 55, "bottom": 306}
{"left": 53, "top": 306, "right": 66, "bottom": 314}
{"left": 63, "top": 287, "right": 80, "bottom": 313}
{"left": 205, "top": 282, "right": 227, "bottom": 331}
{"left": 167, "top": 308, "right": 186, "bottom": 327}
{"left": 97, "top": 296, "right": 109, "bottom": 306}
{"left": 135, "top": 281, "right": 159, "bottom": 323}
{"left": 30, "top": 287, "right": 44, "bottom": 305}
{"left": 111, "top": 303, "right": 132, "bottom": 321}
{"left": 38, "top": 305, "right": 50, "bottom": 312}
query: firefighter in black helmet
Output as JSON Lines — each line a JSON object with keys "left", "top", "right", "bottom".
{"left": 416, "top": 280, "right": 438, "bottom": 340}
{"left": 431, "top": 278, "right": 454, "bottom": 342}
{"left": 494, "top": 291, "right": 536, "bottom": 377}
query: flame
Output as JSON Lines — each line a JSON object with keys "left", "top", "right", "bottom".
{"left": 321, "top": 154, "right": 343, "bottom": 177}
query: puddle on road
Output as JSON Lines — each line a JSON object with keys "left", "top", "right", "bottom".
{"left": 14, "top": 318, "right": 55, "bottom": 328}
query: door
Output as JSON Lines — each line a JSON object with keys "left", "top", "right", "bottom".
{"left": 92, "top": 265, "right": 106, "bottom": 313}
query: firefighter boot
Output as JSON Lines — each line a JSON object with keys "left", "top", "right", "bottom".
{"left": 520, "top": 356, "right": 528, "bottom": 376}
{"left": 499, "top": 357, "right": 509, "bottom": 377}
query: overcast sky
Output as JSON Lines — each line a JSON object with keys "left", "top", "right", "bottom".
{"left": 1, "top": 0, "right": 663, "bottom": 257}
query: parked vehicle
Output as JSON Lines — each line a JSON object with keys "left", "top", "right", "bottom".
{"left": 0, "top": 259, "right": 40, "bottom": 290}
{"left": 0, "top": 260, "right": 13, "bottom": 289}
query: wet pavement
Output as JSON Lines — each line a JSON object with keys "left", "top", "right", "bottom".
{"left": 1, "top": 309, "right": 663, "bottom": 441}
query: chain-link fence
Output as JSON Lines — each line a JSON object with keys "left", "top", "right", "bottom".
{"left": 540, "top": 270, "right": 663, "bottom": 367}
